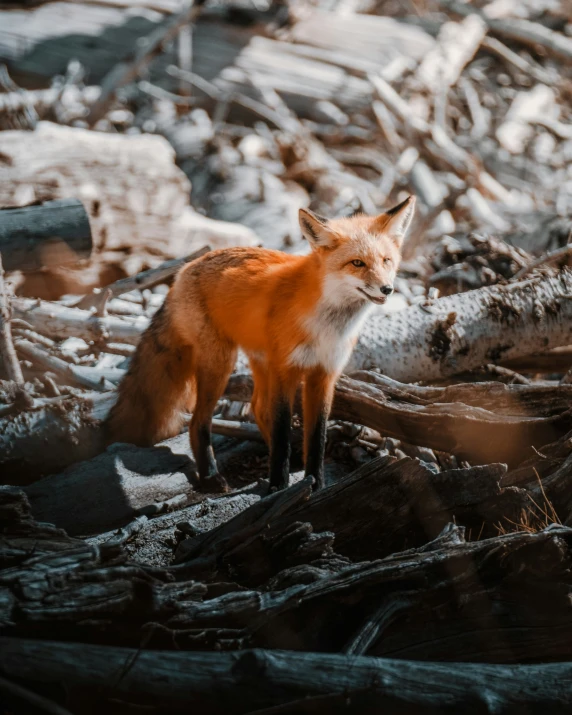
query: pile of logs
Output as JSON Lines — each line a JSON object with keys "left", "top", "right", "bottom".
{"left": 2, "top": 0, "right": 572, "bottom": 712}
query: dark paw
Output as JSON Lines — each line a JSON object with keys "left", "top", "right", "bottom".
{"left": 311, "top": 475, "right": 325, "bottom": 492}
{"left": 200, "top": 473, "right": 230, "bottom": 494}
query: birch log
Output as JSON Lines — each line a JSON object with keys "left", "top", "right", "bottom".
{"left": 348, "top": 269, "right": 572, "bottom": 382}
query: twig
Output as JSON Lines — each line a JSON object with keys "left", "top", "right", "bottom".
{"left": 86, "top": 0, "right": 207, "bottom": 126}
{"left": 482, "top": 36, "right": 557, "bottom": 86}
{"left": 75, "top": 245, "right": 210, "bottom": 310}
{"left": 513, "top": 244, "right": 572, "bottom": 280}
{"left": 0, "top": 253, "right": 24, "bottom": 384}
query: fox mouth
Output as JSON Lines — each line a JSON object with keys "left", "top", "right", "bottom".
{"left": 357, "top": 287, "right": 387, "bottom": 305}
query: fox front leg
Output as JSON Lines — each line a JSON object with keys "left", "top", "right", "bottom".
{"left": 303, "top": 367, "right": 336, "bottom": 491}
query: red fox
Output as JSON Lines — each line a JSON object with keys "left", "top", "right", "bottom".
{"left": 105, "top": 196, "right": 415, "bottom": 492}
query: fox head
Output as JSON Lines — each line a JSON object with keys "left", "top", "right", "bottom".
{"left": 299, "top": 196, "right": 415, "bottom": 306}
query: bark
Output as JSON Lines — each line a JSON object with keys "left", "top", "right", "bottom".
{"left": 348, "top": 269, "right": 572, "bottom": 382}
{"left": 0, "top": 199, "right": 92, "bottom": 272}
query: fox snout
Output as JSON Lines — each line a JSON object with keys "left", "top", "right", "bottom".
{"left": 380, "top": 284, "right": 393, "bottom": 296}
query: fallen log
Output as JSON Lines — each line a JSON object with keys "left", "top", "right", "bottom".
{"left": 348, "top": 269, "right": 572, "bottom": 382}
{"left": 3, "top": 636, "right": 572, "bottom": 714}
{"left": 0, "top": 199, "right": 92, "bottom": 272}
{"left": 0, "top": 391, "right": 114, "bottom": 484}
{"left": 225, "top": 372, "right": 572, "bottom": 467}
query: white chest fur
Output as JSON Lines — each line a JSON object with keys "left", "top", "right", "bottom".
{"left": 289, "top": 299, "right": 371, "bottom": 374}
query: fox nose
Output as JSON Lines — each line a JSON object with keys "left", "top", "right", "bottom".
{"left": 380, "top": 285, "right": 394, "bottom": 296}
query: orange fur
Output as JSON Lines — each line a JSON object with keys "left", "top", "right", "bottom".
{"left": 105, "top": 197, "right": 415, "bottom": 490}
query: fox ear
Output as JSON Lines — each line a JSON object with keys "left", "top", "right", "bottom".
{"left": 371, "top": 195, "right": 416, "bottom": 248}
{"left": 299, "top": 208, "right": 338, "bottom": 249}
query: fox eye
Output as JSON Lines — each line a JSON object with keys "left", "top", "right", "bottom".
{"left": 383, "top": 257, "right": 392, "bottom": 265}
{"left": 352, "top": 259, "right": 366, "bottom": 268}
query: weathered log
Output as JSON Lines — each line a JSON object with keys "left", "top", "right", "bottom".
{"left": 3, "top": 634, "right": 572, "bottom": 714}
{"left": 0, "top": 199, "right": 92, "bottom": 272}
{"left": 225, "top": 372, "right": 572, "bottom": 467}
{"left": 0, "top": 122, "right": 192, "bottom": 259}
{"left": 348, "top": 269, "right": 572, "bottom": 382}
{"left": 175, "top": 453, "right": 527, "bottom": 570}
{"left": 0, "top": 391, "right": 114, "bottom": 484}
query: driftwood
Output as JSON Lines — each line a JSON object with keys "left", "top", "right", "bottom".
{"left": 0, "top": 122, "right": 192, "bottom": 258}
{"left": 0, "top": 391, "right": 113, "bottom": 484}
{"left": 173, "top": 456, "right": 527, "bottom": 570}
{"left": 12, "top": 297, "right": 148, "bottom": 345}
{"left": 437, "top": 0, "right": 572, "bottom": 62}
{"left": 0, "top": 199, "right": 92, "bottom": 272}
{"left": 4, "top": 351, "right": 571, "bottom": 484}
{"left": 74, "top": 245, "right": 210, "bottom": 311}
{"left": 225, "top": 371, "right": 572, "bottom": 468}
{"left": 3, "top": 481, "right": 572, "bottom": 703}
{"left": 3, "top": 638, "right": 572, "bottom": 715}
{"left": 86, "top": 0, "right": 207, "bottom": 125}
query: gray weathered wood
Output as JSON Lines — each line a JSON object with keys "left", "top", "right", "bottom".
{"left": 0, "top": 199, "right": 92, "bottom": 272}
{"left": 2, "top": 638, "right": 572, "bottom": 714}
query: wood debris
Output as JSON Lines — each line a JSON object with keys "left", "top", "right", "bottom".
{"left": 2, "top": 0, "right": 572, "bottom": 712}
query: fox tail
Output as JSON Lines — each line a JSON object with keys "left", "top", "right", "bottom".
{"left": 104, "top": 302, "right": 195, "bottom": 447}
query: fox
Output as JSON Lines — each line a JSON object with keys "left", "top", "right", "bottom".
{"left": 105, "top": 196, "right": 415, "bottom": 493}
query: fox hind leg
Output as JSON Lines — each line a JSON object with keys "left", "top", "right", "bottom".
{"left": 190, "top": 341, "right": 237, "bottom": 493}
{"left": 249, "top": 357, "right": 271, "bottom": 445}
{"left": 267, "top": 370, "right": 299, "bottom": 492}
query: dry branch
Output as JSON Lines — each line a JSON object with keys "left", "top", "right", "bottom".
{"left": 12, "top": 298, "right": 149, "bottom": 345}
{"left": 0, "top": 255, "right": 23, "bottom": 384}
